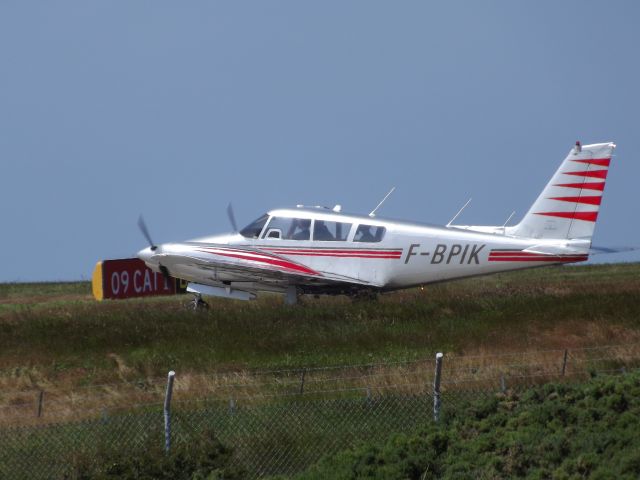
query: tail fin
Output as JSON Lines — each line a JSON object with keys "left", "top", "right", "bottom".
{"left": 510, "top": 141, "right": 616, "bottom": 240}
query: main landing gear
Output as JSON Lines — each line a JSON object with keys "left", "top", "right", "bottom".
{"left": 351, "top": 289, "right": 379, "bottom": 302}
{"left": 285, "top": 285, "right": 302, "bottom": 306}
{"left": 188, "top": 293, "right": 209, "bottom": 311}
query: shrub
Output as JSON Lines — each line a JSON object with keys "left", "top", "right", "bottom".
{"left": 69, "top": 429, "right": 243, "bottom": 480}
{"left": 291, "top": 372, "right": 640, "bottom": 479}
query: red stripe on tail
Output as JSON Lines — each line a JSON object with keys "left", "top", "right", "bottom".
{"left": 571, "top": 158, "right": 611, "bottom": 167}
{"left": 563, "top": 170, "right": 608, "bottom": 179}
{"left": 549, "top": 196, "right": 602, "bottom": 206}
{"left": 534, "top": 211, "right": 599, "bottom": 222}
{"left": 554, "top": 182, "right": 606, "bottom": 191}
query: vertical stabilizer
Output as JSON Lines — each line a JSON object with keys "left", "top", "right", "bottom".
{"left": 510, "top": 142, "right": 615, "bottom": 240}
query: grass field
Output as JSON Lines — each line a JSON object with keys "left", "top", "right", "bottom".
{"left": 1, "top": 263, "right": 640, "bottom": 424}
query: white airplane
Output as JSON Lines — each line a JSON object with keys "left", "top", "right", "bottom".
{"left": 138, "top": 141, "right": 617, "bottom": 308}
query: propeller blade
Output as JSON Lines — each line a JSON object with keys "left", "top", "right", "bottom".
{"left": 227, "top": 203, "right": 238, "bottom": 233}
{"left": 137, "top": 215, "right": 157, "bottom": 251}
{"left": 159, "top": 265, "right": 171, "bottom": 282}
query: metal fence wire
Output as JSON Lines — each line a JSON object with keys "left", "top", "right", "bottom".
{"left": 0, "top": 409, "right": 163, "bottom": 480}
{"left": 0, "top": 393, "right": 438, "bottom": 479}
{"left": 0, "top": 386, "right": 558, "bottom": 480}
{"left": 174, "top": 393, "right": 436, "bottom": 478}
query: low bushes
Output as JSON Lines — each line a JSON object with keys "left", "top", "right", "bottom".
{"left": 68, "top": 429, "right": 244, "bottom": 480}
{"left": 293, "top": 372, "right": 640, "bottom": 479}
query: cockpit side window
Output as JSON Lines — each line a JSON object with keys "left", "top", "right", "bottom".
{"left": 239, "top": 214, "right": 269, "bottom": 238}
{"left": 313, "top": 221, "right": 352, "bottom": 241}
{"left": 353, "top": 224, "right": 386, "bottom": 243}
{"left": 262, "top": 217, "right": 311, "bottom": 240}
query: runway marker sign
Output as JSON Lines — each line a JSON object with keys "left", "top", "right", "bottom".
{"left": 92, "top": 258, "right": 186, "bottom": 301}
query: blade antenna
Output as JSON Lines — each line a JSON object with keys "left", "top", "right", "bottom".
{"left": 137, "top": 215, "right": 157, "bottom": 251}
{"left": 446, "top": 198, "right": 472, "bottom": 227}
{"left": 501, "top": 210, "right": 516, "bottom": 235}
{"left": 227, "top": 203, "right": 239, "bottom": 233}
{"left": 369, "top": 187, "right": 396, "bottom": 218}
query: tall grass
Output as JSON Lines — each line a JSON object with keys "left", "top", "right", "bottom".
{"left": 1, "top": 263, "right": 639, "bottom": 425}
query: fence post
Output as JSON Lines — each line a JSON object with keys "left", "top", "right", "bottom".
{"left": 500, "top": 375, "right": 506, "bottom": 393}
{"left": 561, "top": 349, "right": 568, "bottom": 376}
{"left": 299, "top": 369, "right": 306, "bottom": 395}
{"left": 164, "top": 370, "right": 176, "bottom": 454}
{"left": 36, "top": 390, "right": 44, "bottom": 418}
{"left": 433, "top": 352, "right": 443, "bottom": 422}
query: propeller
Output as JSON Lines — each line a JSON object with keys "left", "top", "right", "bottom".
{"left": 137, "top": 215, "right": 170, "bottom": 282}
{"left": 137, "top": 215, "right": 158, "bottom": 251}
{"left": 227, "top": 203, "right": 238, "bottom": 233}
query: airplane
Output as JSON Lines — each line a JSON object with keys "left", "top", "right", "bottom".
{"left": 138, "top": 141, "right": 618, "bottom": 309}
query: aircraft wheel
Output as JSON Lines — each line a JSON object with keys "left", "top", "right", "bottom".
{"left": 351, "top": 290, "right": 379, "bottom": 302}
{"left": 187, "top": 296, "right": 209, "bottom": 311}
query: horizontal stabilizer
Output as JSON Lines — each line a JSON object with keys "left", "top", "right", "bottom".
{"left": 589, "top": 246, "right": 639, "bottom": 256}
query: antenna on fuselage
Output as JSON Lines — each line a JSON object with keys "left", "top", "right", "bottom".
{"left": 369, "top": 187, "right": 396, "bottom": 218}
{"left": 501, "top": 210, "right": 516, "bottom": 235}
{"left": 446, "top": 198, "right": 472, "bottom": 227}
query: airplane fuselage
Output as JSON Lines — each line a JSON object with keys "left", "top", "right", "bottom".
{"left": 140, "top": 208, "right": 588, "bottom": 297}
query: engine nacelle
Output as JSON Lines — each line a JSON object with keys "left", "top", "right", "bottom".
{"left": 186, "top": 283, "right": 256, "bottom": 301}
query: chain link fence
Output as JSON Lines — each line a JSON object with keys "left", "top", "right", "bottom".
{"left": 3, "top": 390, "right": 479, "bottom": 479}
{"left": 2, "top": 344, "right": 640, "bottom": 479}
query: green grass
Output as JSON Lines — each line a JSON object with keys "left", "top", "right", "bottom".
{"left": 0, "top": 281, "right": 90, "bottom": 298}
{"left": 1, "top": 263, "right": 639, "bottom": 386}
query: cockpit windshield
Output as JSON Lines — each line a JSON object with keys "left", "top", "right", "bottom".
{"left": 239, "top": 214, "right": 269, "bottom": 238}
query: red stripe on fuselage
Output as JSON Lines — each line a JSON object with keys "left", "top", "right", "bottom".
{"left": 489, "top": 249, "right": 588, "bottom": 263}
{"left": 265, "top": 252, "right": 401, "bottom": 259}
{"left": 196, "top": 248, "right": 319, "bottom": 275}
{"left": 488, "top": 255, "right": 588, "bottom": 262}
{"left": 261, "top": 247, "right": 402, "bottom": 259}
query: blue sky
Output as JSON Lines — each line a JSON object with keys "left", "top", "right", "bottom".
{"left": 1, "top": 1, "right": 638, "bottom": 282}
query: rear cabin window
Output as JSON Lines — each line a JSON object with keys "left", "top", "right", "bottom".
{"left": 313, "top": 221, "right": 352, "bottom": 241}
{"left": 353, "top": 224, "right": 386, "bottom": 243}
{"left": 240, "top": 214, "right": 269, "bottom": 238}
{"left": 263, "top": 217, "right": 311, "bottom": 240}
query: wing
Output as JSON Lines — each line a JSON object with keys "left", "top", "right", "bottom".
{"left": 151, "top": 244, "right": 378, "bottom": 291}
